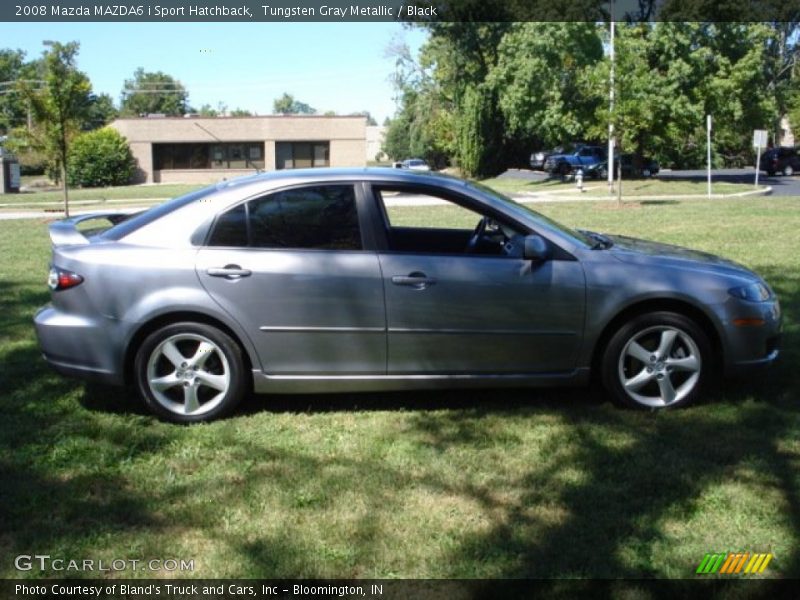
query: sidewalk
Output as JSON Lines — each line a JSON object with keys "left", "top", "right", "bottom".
{"left": 512, "top": 185, "right": 772, "bottom": 203}
{"left": 0, "top": 185, "right": 774, "bottom": 220}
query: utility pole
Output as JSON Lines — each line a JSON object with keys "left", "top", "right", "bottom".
{"left": 607, "top": 1, "right": 615, "bottom": 195}
{"left": 707, "top": 114, "right": 712, "bottom": 200}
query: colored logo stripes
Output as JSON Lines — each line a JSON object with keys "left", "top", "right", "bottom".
{"left": 696, "top": 552, "right": 773, "bottom": 575}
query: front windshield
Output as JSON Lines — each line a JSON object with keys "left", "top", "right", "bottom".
{"left": 469, "top": 181, "right": 594, "bottom": 247}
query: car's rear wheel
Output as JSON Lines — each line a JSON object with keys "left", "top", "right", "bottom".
{"left": 602, "top": 312, "right": 711, "bottom": 409}
{"left": 558, "top": 162, "right": 571, "bottom": 177}
{"left": 783, "top": 164, "right": 794, "bottom": 176}
{"left": 135, "top": 322, "right": 247, "bottom": 423}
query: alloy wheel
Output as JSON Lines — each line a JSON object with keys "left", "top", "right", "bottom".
{"left": 617, "top": 325, "right": 702, "bottom": 408}
{"left": 145, "top": 333, "right": 231, "bottom": 416}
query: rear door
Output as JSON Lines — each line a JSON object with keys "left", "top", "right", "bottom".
{"left": 195, "top": 183, "right": 386, "bottom": 375}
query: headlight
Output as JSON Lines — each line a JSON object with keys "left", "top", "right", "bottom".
{"left": 728, "top": 282, "right": 770, "bottom": 302}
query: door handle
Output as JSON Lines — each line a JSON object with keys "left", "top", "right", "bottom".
{"left": 207, "top": 265, "right": 252, "bottom": 279}
{"left": 391, "top": 272, "right": 437, "bottom": 290}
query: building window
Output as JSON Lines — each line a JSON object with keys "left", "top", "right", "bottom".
{"left": 154, "top": 142, "right": 264, "bottom": 170}
{"left": 275, "top": 142, "right": 330, "bottom": 169}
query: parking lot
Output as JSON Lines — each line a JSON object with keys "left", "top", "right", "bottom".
{"left": 501, "top": 167, "right": 800, "bottom": 196}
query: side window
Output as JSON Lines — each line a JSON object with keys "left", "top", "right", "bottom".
{"left": 207, "top": 203, "right": 247, "bottom": 247}
{"left": 374, "top": 186, "right": 524, "bottom": 256}
{"left": 249, "top": 185, "right": 361, "bottom": 250}
{"left": 377, "top": 187, "right": 484, "bottom": 230}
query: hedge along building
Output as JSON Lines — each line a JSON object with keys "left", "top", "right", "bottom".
{"left": 110, "top": 115, "right": 367, "bottom": 184}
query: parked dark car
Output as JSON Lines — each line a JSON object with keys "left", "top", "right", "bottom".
{"left": 585, "top": 154, "right": 660, "bottom": 179}
{"left": 35, "top": 168, "right": 781, "bottom": 422}
{"left": 544, "top": 144, "right": 607, "bottom": 175}
{"left": 763, "top": 147, "right": 800, "bottom": 176}
{"left": 529, "top": 147, "right": 563, "bottom": 170}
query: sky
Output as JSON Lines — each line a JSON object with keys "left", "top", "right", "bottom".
{"left": 0, "top": 22, "right": 428, "bottom": 122}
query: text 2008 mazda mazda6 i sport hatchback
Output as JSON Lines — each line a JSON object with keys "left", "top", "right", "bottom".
{"left": 34, "top": 168, "right": 781, "bottom": 422}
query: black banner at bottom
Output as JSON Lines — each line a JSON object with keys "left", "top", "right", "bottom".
{"left": 1, "top": 579, "right": 797, "bottom": 600}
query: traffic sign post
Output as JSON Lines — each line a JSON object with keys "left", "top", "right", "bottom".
{"left": 753, "top": 129, "right": 768, "bottom": 187}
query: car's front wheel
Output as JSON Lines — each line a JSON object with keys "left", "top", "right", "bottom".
{"left": 783, "top": 164, "right": 794, "bottom": 176}
{"left": 134, "top": 322, "right": 247, "bottom": 423}
{"left": 602, "top": 312, "right": 712, "bottom": 409}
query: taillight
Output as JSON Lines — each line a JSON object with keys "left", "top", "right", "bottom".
{"left": 48, "top": 266, "right": 84, "bottom": 291}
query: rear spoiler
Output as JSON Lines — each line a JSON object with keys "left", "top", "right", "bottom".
{"left": 48, "top": 211, "right": 141, "bottom": 246}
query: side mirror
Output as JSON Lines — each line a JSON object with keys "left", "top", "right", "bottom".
{"left": 523, "top": 234, "right": 551, "bottom": 262}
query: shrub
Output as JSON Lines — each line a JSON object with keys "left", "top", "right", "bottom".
{"left": 68, "top": 127, "right": 135, "bottom": 187}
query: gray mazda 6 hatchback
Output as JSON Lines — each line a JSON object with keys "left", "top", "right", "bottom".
{"left": 34, "top": 168, "right": 781, "bottom": 422}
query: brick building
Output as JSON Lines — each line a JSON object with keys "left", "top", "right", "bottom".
{"left": 110, "top": 115, "right": 367, "bottom": 184}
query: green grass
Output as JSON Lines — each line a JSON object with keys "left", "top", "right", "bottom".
{"left": 484, "top": 176, "right": 761, "bottom": 197}
{"left": 1, "top": 183, "right": 203, "bottom": 206}
{"left": 1, "top": 198, "right": 799, "bottom": 580}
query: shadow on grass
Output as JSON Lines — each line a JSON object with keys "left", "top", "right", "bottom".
{"left": 0, "top": 258, "right": 798, "bottom": 581}
{"left": 640, "top": 199, "right": 680, "bottom": 206}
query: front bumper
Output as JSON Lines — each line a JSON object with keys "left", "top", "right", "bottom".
{"left": 34, "top": 305, "right": 125, "bottom": 386}
{"left": 722, "top": 299, "right": 782, "bottom": 377}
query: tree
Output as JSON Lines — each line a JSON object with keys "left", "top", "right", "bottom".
{"left": 197, "top": 103, "right": 219, "bottom": 117}
{"left": 491, "top": 23, "right": 603, "bottom": 148}
{"left": 272, "top": 93, "right": 315, "bottom": 114}
{"left": 83, "top": 92, "right": 117, "bottom": 130}
{"left": 351, "top": 110, "right": 378, "bottom": 125}
{"left": 229, "top": 107, "right": 253, "bottom": 117}
{"left": 17, "top": 41, "right": 91, "bottom": 216}
{"left": 68, "top": 127, "right": 134, "bottom": 187}
{"left": 120, "top": 68, "right": 188, "bottom": 116}
{"left": 0, "top": 49, "right": 29, "bottom": 134}
{"left": 585, "top": 22, "right": 778, "bottom": 169}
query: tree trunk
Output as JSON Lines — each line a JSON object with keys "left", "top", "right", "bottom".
{"left": 61, "top": 163, "right": 69, "bottom": 218}
{"left": 61, "top": 135, "right": 69, "bottom": 218}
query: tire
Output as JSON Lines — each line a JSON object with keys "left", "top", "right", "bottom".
{"left": 134, "top": 322, "right": 247, "bottom": 423}
{"left": 558, "top": 162, "right": 571, "bottom": 177}
{"left": 601, "top": 312, "right": 712, "bottom": 410}
{"left": 783, "top": 165, "right": 794, "bottom": 176}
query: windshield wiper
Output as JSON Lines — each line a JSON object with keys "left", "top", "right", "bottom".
{"left": 580, "top": 229, "right": 614, "bottom": 250}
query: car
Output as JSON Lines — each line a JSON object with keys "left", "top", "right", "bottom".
{"left": 35, "top": 168, "right": 781, "bottom": 422}
{"left": 544, "top": 144, "right": 607, "bottom": 176}
{"left": 585, "top": 154, "right": 660, "bottom": 179}
{"left": 400, "top": 158, "right": 431, "bottom": 171}
{"left": 762, "top": 147, "right": 800, "bottom": 176}
{"left": 529, "top": 146, "right": 563, "bottom": 170}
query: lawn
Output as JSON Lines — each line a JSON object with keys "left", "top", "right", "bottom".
{"left": 0, "top": 198, "right": 798, "bottom": 581}
{"left": 484, "top": 175, "right": 762, "bottom": 197}
{"left": 1, "top": 183, "right": 203, "bottom": 206}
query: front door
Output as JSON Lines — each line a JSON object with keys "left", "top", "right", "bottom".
{"left": 371, "top": 185, "right": 586, "bottom": 375}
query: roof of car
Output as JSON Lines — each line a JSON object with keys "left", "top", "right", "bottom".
{"left": 214, "top": 167, "right": 462, "bottom": 190}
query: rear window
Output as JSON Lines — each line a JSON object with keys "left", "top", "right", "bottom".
{"left": 101, "top": 185, "right": 219, "bottom": 241}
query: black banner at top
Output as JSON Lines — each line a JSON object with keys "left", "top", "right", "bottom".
{"left": 2, "top": 0, "right": 800, "bottom": 23}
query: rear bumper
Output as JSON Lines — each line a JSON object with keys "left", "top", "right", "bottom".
{"left": 34, "top": 305, "right": 125, "bottom": 386}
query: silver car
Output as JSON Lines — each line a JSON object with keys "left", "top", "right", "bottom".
{"left": 34, "top": 168, "right": 781, "bottom": 422}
